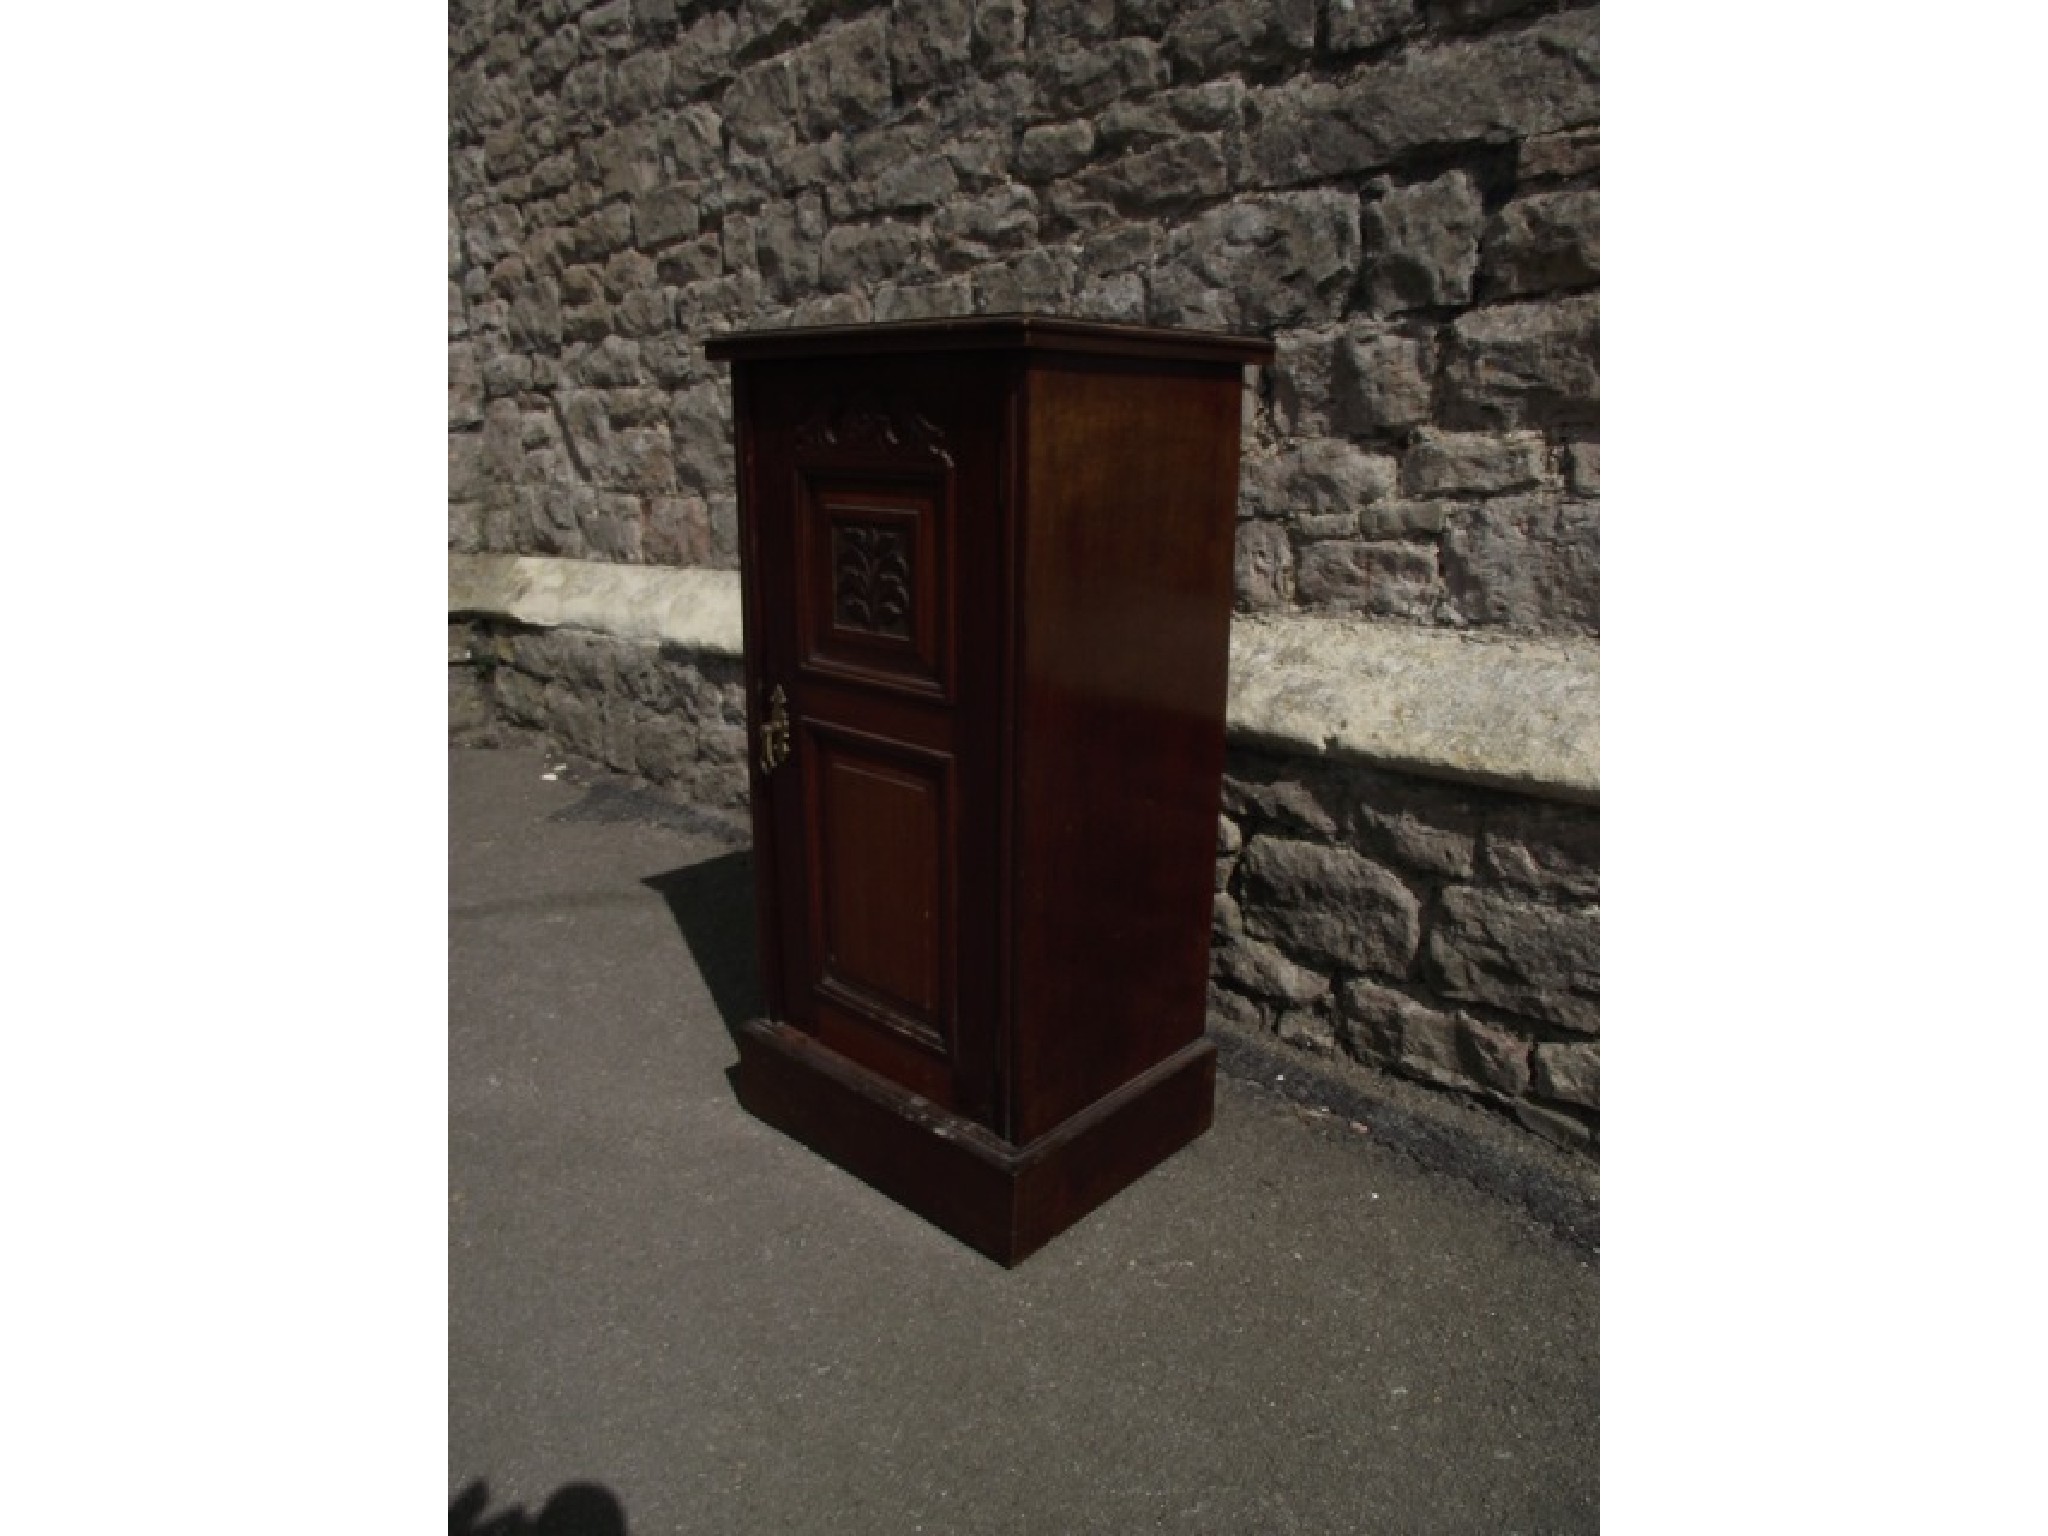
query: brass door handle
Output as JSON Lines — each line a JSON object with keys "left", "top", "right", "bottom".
{"left": 759, "top": 685, "right": 791, "bottom": 775}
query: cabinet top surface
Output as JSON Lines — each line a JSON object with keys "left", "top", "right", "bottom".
{"left": 702, "top": 313, "right": 1274, "bottom": 367}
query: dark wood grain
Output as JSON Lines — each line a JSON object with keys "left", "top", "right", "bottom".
{"left": 1006, "top": 356, "right": 1247, "bottom": 1142}
{"left": 716, "top": 318, "right": 1270, "bottom": 1262}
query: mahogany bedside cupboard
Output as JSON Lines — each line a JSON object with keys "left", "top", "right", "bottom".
{"left": 704, "top": 316, "right": 1273, "bottom": 1265}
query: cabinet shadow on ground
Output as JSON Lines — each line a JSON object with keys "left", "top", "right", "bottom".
{"left": 642, "top": 849, "right": 763, "bottom": 1047}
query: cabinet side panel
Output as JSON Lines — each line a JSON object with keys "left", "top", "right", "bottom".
{"left": 1010, "top": 360, "right": 1243, "bottom": 1143}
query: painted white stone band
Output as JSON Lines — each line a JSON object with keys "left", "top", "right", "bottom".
{"left": 450, "top": 554, "right": 1598, "bottom": 804}
{"left": 1226, "top": 613, "right": 1597, "bottom": 804}
{"left": 451, "top": 553, "right": 746, "bottom": 657}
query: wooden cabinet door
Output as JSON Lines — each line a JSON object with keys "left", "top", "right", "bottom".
{"left": 738, "top": 357, "right": 1008, "bottom": 1127}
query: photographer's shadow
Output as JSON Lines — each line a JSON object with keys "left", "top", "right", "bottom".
{"left": 450, "top": 1479, "right": 626, "bottom": 1536}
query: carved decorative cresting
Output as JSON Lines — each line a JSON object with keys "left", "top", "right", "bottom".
{"left": 833, "top": 523, "right": 913, "bottom": 639}
{"left": 796, "top": 389, "right": 953, "bottom": 465}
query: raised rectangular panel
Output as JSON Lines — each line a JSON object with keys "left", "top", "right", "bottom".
{"left": 805, "top": 724, "right": 954, "bottom": 1065}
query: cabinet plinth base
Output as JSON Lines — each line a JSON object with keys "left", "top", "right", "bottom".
{"left": 732, "top": 1018, "right": 1216, "bottom": 1266}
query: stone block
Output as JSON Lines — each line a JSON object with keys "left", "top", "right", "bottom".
{"left": 971, "top": 247, "right": 1077, "bottom": 312}
{"left": 1295, "top": 540, "right": 1441, "bottom": 621}
{"left": 612, "top": 51, "right": 671, "bottom": 118}
{"left": 585, "top": 506, "right": 645, "bottom": 562}
{"left": 1207, "top": 980, "right": 1267, "bottom": 1033}
{"left": 1329, "top": 327, "right": 1433, "bottom": 436}
{"left": 572, "top": 335, "right": 647, "bottom": 387}
{"left": 1074, "top": 270, "right": 1146, "bottom": 321}
{"left": 480, "top": 399, "right": 525, "bottom": 486}
{"left": 645, "top": 493, "right": 713, "bottom": 565}
{"left": 1222, "top": 762, "right": 1345, "bottom": 838}
{"left": 583, "top": 0, "right": 634, "bottom": 44}
{"left": 932, "top": 185, "right": 1040, "bottom": 265}
{"left": 1018, "top": 121, "right": 1096, "bottom": 183}
{"left": 508, "top": 280, "right": 564, "bottom": 348}
{"left": 1276, "top": 1007, "right": 1339, "bottom": 1055}
{"left": 1247, "top": 13, "right": 1597, "bottom": 185}
{"left": 1441, "top": 495, "right": 1598, "bottom": 632}
{"left": 722, "top": 56, "right": 800, "bottom": 156}
{"left": 532, "top": 27, "right": 583, "bottom": 85}
{"left": 1518, "top": 125, "right": 1598, "bottom": 181}
{"left": 1038, "top": 38, "right": 1165, "bottom": 116}
{"left": 946, "top": 133, "right": 1012, "bottom": 187}
{"left": 1477, "top": 805, "right": 1598, "bottom": 900}
{"left": 1326, "top": 0, "right": 1414, "bottom": 53}
{"left": 1534, "top": 1040, "right": 1598, "bottom": 1108}
{"left": 1350, "top": 774, "right": 1480, "bottom": 880}
{"left": 1427, "top": 886, "right": 1598, "bottom": 1031}
{"left": 1213, "top": 932, "right": 1332, "bottom": 1006}
{"left": 449, "top": 344, "right": 484, "bottom": 429}
{"left": 891, "top": 0, "right": 975, "bottom": 92}
{"left": 873, "top": 278, "right": 977, "bottom": 321}
{"left": 574, "top": 204, "right": 638, "bottom": 263}
{"left": 1337, "top": 977, "right": 1459, "bottom": 1078}
{"left": 675, "top": 271, "right": 765, "bottom": 334}
{"left": 973, "top": 0, "right": 1028, "bottom": 66}
{"left": 1457, "top": 1014, "right": 1531, "bottom": 1097}
{"left": 845, "top": 121, "right": 936, "bottom": 189}
{"left": 601, "top": 248, "right": 658, "bottom": 299}
{"left": 709, "top": 492, "right": 741, "bottom": 564}
{"left": 668, "top": 381, "right": 733, "bottom": 492}
{"left": 1030, "top": 0, "right": 1118, "bottom": 46}
{"left": 449, "top": 433, "right": 485, "bottom": 505}
{"left": 464, "top": 204, "right": 526, "bottom": 268}
{"left": 1234, "top": 518, "right": 1295, "bottom": 610}
{"left": 788, "top": 291, "right": 873, "bottom": 327}
{"left": 1358, "top": 499, "right": 1453, "bottom": 538}
{"left": 606, "top": 427, "right": 677, "bottom": 493}
{"left": 1482, "top": 188, "right": 1599, "bottom": 299}
{"left": 660, "top": 106, "right": 727, "bottom": 182}
{"left": 1158, "top": 193, "right": 1362, "bottom": 330}
{"left": 1563, "top": 439, "right": 1598, "bottom": 495}
{"left": 632, "top": 183, "right": 701, "bottom": 248}
{"left": 1267, "top": 328, "right": 1336, "bottom": 437}
{"left": 1239, "top": 835, "right": 1421, "bottom": 977}
{"left": 655, "top": 235, "right": 724, "bottom": 287}
{"left": 1077, "top": 134, "right": 1228, "bottom": 215}
{"left": 1286, "top": 438, "right": 1399, "bottom": 514}
{"left": 632, "top": 0, "right": 679, "bottom": 36}
{"left": 1363, "top": 171, "right": 1485, "bottom": 313}
{"left": 530, "top": 153, "right": 577, "bottom": 199}
{"left": 821, "top": 219, "right": 931, "bottom": 291}
{"left": 1439, "top": 294, "right": 1599, "bottom": 430}
{"left": 756, "top": 194, "right": 826, "bottom": 299}
{"left": 874, "top": 153, "right": 963, "bottom": 214}
{"left": 1164, "top": 0, "right": 1317, "bottom": 77}
{"left": 797, "top": 16, "right": 893, "bottom": 137}
{"left": 563, "top": 58, "right": 610, "bottom": 119}
{"left": 1401, "top": 429, "right": 1549, "bottom": 497}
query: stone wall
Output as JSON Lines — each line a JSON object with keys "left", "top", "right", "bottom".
{"left": 449, "top": 0, "right": 1599, "bottom": 637}
{"left": 1214, "top": 746, "right": 1596, "bottom": 1151}
{"left": 454, "top": 619, "right": 752, "bottom": 812}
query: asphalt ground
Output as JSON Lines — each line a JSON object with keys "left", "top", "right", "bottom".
{"left": 450, "top": 742, "right": 1598, "bottom": 1535}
